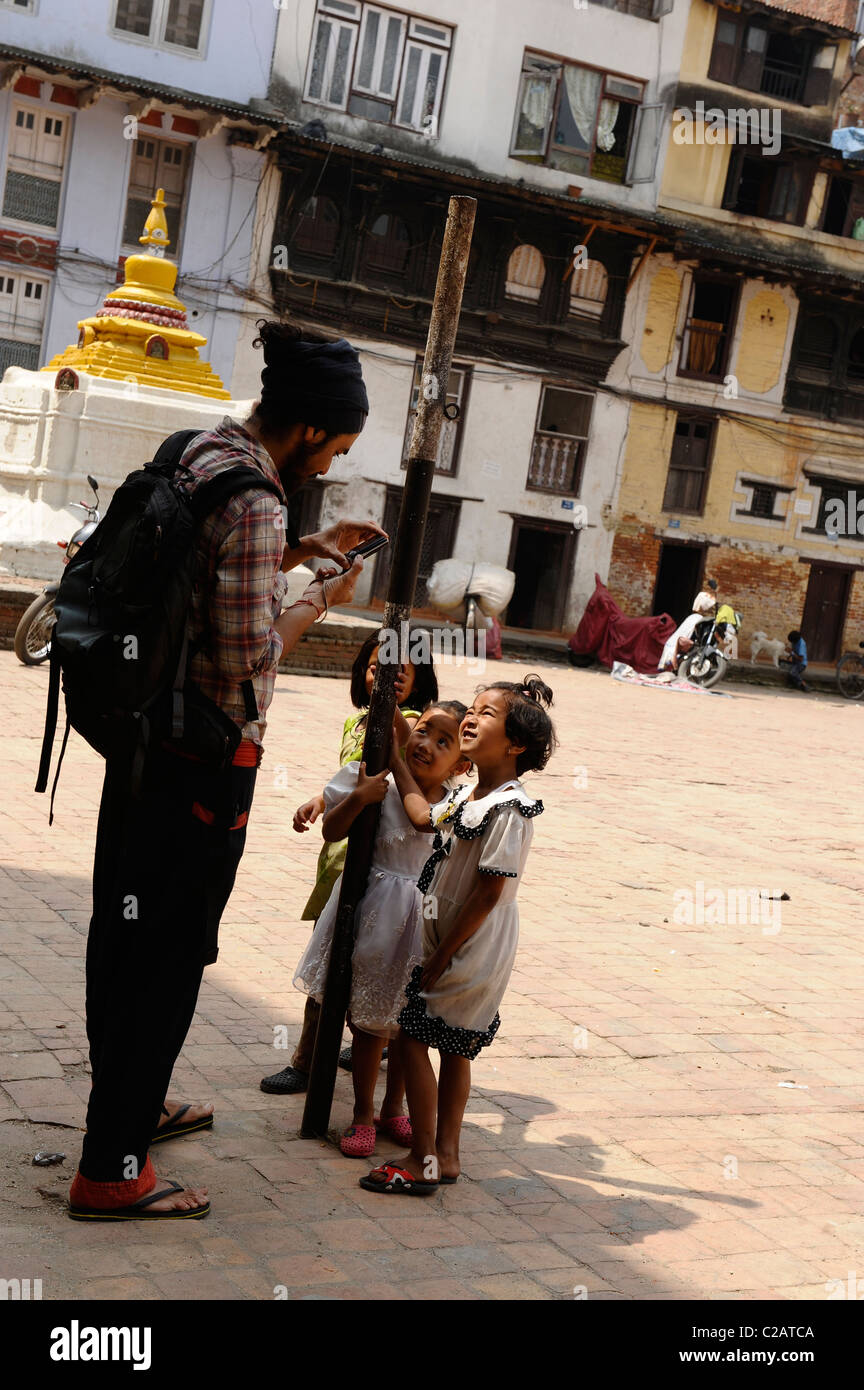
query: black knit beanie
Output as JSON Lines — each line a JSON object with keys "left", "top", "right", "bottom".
{"left": 258, "top": 332, "right": 369, "bottom": 435}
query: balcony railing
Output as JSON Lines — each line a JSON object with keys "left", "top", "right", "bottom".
{"left": 786, "top": 379, "right": 864, "bottom": 424}
{"left": 759, "top": 60, "right": 803, "bottom": 103}
{"left": 528, "top": 432, "right": 582, "bottom": 493}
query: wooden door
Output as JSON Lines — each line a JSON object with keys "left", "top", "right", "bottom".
{"left": 507, "top": 518, "right": 576, "bottom": 631}
{"left": 801, "top": 564, "right": 851, "bottom": 662}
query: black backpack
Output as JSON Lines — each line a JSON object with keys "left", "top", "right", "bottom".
{"left": 36, "top": 428, "right": 297, "bottom": 818}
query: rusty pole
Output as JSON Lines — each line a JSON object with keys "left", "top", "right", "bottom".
{"left": 301, "top": 195, "right": 477, "bottom": 1138}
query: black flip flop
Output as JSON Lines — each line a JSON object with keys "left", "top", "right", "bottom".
{"left": 151, "top": 1103, "right": 214, "bottom": 1145}
{"left": 68, "top": 1180, "right": 210, "bottom": 1222}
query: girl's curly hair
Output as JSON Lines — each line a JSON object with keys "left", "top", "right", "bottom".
{"left": 477, "top": 673, "right": 558, "bottom": 775}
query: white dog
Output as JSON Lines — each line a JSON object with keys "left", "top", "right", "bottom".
{"left": 750, "top": 631, "right": 785, "bottom": 666}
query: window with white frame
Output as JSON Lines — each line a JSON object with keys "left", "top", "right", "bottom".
{"left": 305, "top": 1, "right": 452, "bottom": 134}
{"left": 2, "top": 104, "right": 68, "bottom": 229}
{"left": 0, "top": 1, "right": 36, "bottom": 11}
{"left": 527, "top": 385, "right": 593, "bottom": 495}
{"left": 0, "top": 269, "right": 47, "bottom": 374}
{"left": 511, "top": 51, "right": 646, "bottom": 185}
{"left": 122, "top": 137, "right": 191, "bottom": 250}
{"left": 402, "top": 357, "right": 470, "bottom": 475}
{"left": 113, "top": 0, "right": 209, "bottom": 54}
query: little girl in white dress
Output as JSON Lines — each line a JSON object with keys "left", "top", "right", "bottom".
{"left": 361, "top": 675, "right": 556, "bottom": 1197}
{"left": 294, "top": 701, "right": 470, "bottom": 1158}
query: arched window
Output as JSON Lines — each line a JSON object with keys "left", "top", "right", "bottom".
{"left": 364, "top": 212, "right": 411, "bottom": 275}
{"left": 293, "top": 195, "right": 340, "bottom": 259}
{"left": 505, "top": 244, "right": 545, "bottom": 302}
{"left": 797, "top": 314, "right": 836, "bottom": 377}
{"left": 569, "top": 260, "right": 608, "bottom": 320}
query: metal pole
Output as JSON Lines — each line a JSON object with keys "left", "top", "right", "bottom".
{"left": 301, "top": 195, "right": 477, "bottom": 1138}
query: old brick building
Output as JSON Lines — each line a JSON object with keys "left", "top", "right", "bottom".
{"left": 605, "top": 0, "right": 864, "bottom": 663}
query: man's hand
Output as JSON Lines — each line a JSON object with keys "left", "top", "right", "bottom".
{"left": 300, "top": 556, "right": 365, "bottom": 613}
{"left": 301, "top": 519, "right": 388, "bottom": 570}
{"left": 294, "top": 795, "right": 325, "bottom": 833}
{"left": 356, "top": 762, "right": 389, "bottom": 806}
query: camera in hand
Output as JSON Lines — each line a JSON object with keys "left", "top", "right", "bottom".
{"left": 344, "top": 534, "right": 389, "bottom": 566}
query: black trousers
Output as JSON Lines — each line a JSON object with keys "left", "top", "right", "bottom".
{"left": 80, "top": 747, "right": 256, "bottom": 1183}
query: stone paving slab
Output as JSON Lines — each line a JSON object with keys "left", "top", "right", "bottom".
{"left": 1, "top": 650, "right": 864, "bottom": 1301}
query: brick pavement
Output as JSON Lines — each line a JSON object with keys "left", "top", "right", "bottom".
{"left": 1, "top": 648, "right": 863, "bottom": 1301}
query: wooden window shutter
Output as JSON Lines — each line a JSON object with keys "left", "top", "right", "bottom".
{"left": 738, "top": 24, "right": 768, "bottom": 92}
{"left": 708, "top": 12, "right": 742, "bottom": 84}
{"left": 803, "top": 45, "right": 836, "bottom": 107}
{"left": 721, "top": 148, "right": 744, "bottom": 210}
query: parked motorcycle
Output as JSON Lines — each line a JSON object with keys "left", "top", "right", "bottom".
{"left": 678, "top": 608, "right": 742, "bottom": 689}
{"left": 13, "top": 475, "right": 100, "bottom": 666}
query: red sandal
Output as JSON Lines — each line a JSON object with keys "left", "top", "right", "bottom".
{"left": 375, "top": 1114, "right": 412, "bottom": 1146}
{"left": 339, "top": 1123, "right": 377, "bottom": 1157}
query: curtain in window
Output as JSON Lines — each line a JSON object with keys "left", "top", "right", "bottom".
{"left": 561, "top": 66, "right": 602, "bottom": 148}
{"left": 686, "top": 320, "right": 723, "bottom": 375}
{"left": 596, "top": 98, "right": 620, "bottom": 152}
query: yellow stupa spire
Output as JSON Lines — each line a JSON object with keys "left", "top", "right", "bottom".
{"left": 139, "top": 187, "right": 170, "bottom": 253}
{"left": 45, "top": 188, "right": 229, "bottom": 399}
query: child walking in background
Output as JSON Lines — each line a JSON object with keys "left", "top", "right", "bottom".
{"left": 260, "top": 633, "right": 438, "bottom": 1095}
{"left": 294, "top": 703, "right": 471, "bottom": 1156}
{"left": 361, "top": 676, "right": 556, "bottom": 1196}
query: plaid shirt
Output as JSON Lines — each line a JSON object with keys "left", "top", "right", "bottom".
{"left": 179, "top": 418, "right": 288, "bottom": 744}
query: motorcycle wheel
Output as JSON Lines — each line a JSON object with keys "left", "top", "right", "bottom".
{"left": 13, "top": 592, "right": 56, "bottom": 665}
{"left": 837, "top": 652, "right": 864, "bottom": 700}
{"left": 680, "top": 649, "right": 727, "bottom": 688}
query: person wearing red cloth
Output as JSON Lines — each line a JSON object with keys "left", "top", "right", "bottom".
{"left": 69, "top": 322, "right": 384, "bottom": 1221}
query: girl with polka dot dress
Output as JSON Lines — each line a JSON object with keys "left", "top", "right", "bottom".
{"left": 360, "top": 676, "right": 556, "bottom": 1197}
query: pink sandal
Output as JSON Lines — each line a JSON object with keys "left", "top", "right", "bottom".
{"left": 375, "top": 1114, "right": 413, "bottom": 1146}
{"left": 340, "top": 1123, "right": 377, "bottom": 1157}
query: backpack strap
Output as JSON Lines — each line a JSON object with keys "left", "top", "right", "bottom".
{"left": 188, "top": 464, "right": 293, "bottom": 542}
{"left": 35, "top": 637, "right": 62, "bottom": 795}
{"left": 171, "top": 462, "right": 290, "bottom": 743}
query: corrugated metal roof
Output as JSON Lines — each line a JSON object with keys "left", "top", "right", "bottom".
{"left": 0, "top": 42, "right": 285, "bottom": 124}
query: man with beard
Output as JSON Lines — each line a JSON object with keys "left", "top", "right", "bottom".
{"left": 68, "top": 321, "right": 383, "bottom": 1221}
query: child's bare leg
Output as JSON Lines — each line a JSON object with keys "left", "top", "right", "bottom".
{"left": 435, "top": 1053, "right": 471, "bottom": 1180}
{"left": 379, "top": 1031, "right": 405, "bottom": 1121}
{"left": 401, "top": 1032, "right": 439, "bottom": 1180}
{"left": 349, "top": 1028, "right": 384, "bottom": 1127}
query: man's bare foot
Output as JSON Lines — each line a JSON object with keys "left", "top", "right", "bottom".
{"left": 158, "top": 1099, "right": 214, "bottom": 1129}
{"left": 143, "top": 1181, "right": 209, "bottom": 1213}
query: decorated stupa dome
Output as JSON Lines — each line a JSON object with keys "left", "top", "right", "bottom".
{"left": 45, "top": 189, "right": 229, "bottom": 399}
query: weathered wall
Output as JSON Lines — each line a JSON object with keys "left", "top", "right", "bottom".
{"left": 293, "top": 333, "right": 625, "bottom": 630}
{"left": 274, "top": 0, "right": 689, "bottom": 215}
